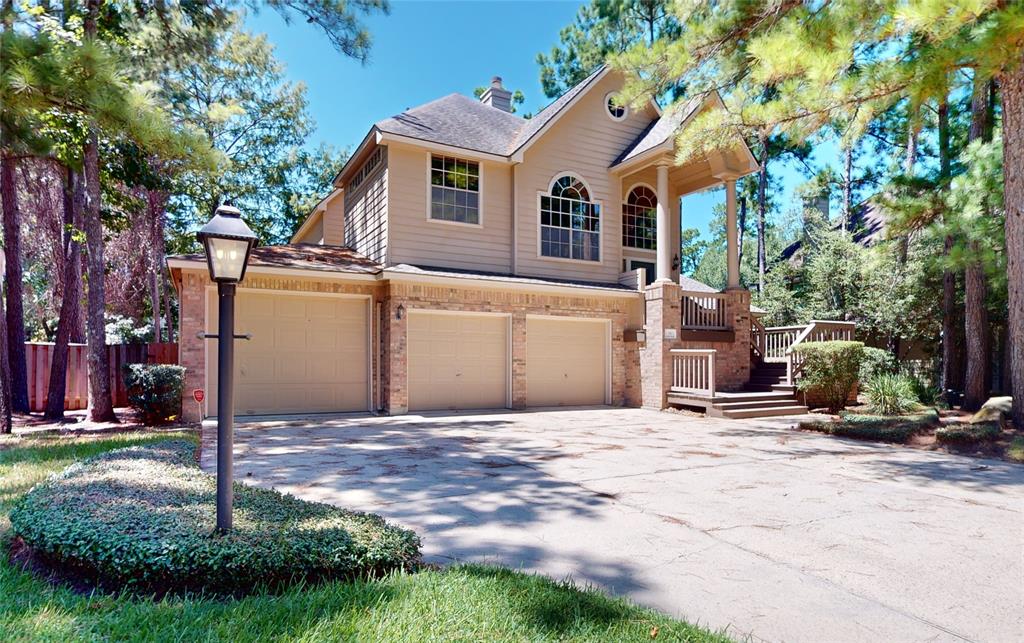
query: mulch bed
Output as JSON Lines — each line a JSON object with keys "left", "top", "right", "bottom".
{"left": 9, "top": 408, "right": 195, "bottom": 438}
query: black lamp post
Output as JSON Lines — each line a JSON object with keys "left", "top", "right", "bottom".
{"left": 197, "top": 203, "right": 257, "bottom": 532}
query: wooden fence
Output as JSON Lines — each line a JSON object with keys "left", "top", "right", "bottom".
{"left": 25, "top": 342, "right": 178, "bottom": 412}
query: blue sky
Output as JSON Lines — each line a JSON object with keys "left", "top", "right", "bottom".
{"left": 246, "top": 1, "right": 842, "bottom": 240}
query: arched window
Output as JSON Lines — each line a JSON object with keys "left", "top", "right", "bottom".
{"left": 540, "top": 174, "right": 601, "bottom": 261}
{"left": 622, "top": 185, "right": 657, "bottom": 250}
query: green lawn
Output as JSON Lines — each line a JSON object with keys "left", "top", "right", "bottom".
{"left": 0, "top": 432, "right": 730, "bottom": 642}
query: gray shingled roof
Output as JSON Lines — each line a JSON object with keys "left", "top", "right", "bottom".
{"left": 373, "top": 65, "right": 611, "bottom": 157}
{"left": 375, "top": 93, "right": 524, "bottom": 156}
{"left": 172, "top": 244, "right": 382, "bottom": 275}
{"left": 612, "top": 95, "right": 704, "bottom": 167}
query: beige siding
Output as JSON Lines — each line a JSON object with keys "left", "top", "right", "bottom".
{"left": 323, "top": 193, "right": 345, "bottom": 245}
{"left": 515, "top": 71, "right": 659, "bottom": 284}
{"left": 387, "top": 143, "right": 514, "bottom": 272}
{"left": 344, "top": 146, "right": 388, "bottom": 262}
{"left": 294, "top": 216, "right": 324, "bottom": 245}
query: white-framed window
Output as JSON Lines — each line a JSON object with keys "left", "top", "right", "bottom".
{"left": 605, "top": 92, "right": 628, "bottom": 121}
{"left": 540, "top": 174, "right": 601, "bottom": 262}
{"left": 622, "top": 185, "right": 657, "bottom": 250}
{"left": 429, "top": 154, "right": 480, "bottom": 225}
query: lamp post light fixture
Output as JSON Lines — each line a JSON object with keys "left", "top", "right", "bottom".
{"left": 197, "top": 202, "right": 257, "bottom": 532}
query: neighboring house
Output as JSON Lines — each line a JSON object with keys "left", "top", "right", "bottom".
{"left": 170, "top": 66, "right": 838, "bottom": 420}
{"left": 779, "top": 200, "right": 891, "bottom": 266}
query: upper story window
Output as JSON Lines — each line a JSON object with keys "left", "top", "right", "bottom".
{"left": 605, "top": 92, "right": 627, "bottom": 121}
{"left": 622, "top": 185, "right": 657, "bottom": 250}
{"left": 540, "top": 174, "right": 600, "bottom": 262}
{"left": 430, "top": 155, "right": 480, "bottom": 225}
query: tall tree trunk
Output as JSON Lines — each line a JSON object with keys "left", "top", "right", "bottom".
{"left": 1, "top": 153, "right": 28, "bottom": 413}
{"left": 83, "top": 132, "right": 115, "bottom": 421}
{"left": 937, "top": 100, "right": 963, "bottom": 399}
{"left": 82, "top": 0, "right": 115, "bottom": 422}
{"left": 963, "top": 79, "right": 994, "bottom": 411}
{"left": 756, "top": 142, "right": 768, "bottom": 293}
{"left": 44, "top": 168, "right": 84, "bottom": 421}
{"left": 842, "top": 145, "right": 853, "bottom": 232}
{"left": 163, "top": 275, "right": 173, "bottom": 343}
{"left": 1004, "top": 55, "right": 1024, "bottom": 430}
{"left": 0, "top": 251, "right": 10, "bottom": 433}
{"left": 738, "top": 195, "right": 746, "bottom": 273}
{"left": 147, "top": 189, "right": 167, "bottom": 342}
{"left": 898, "top": 123, "right": 919, "bottom": 264}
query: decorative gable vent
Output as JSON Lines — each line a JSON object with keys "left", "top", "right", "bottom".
{"left": 349, "top": 146, "right": 386, "bottom": 192}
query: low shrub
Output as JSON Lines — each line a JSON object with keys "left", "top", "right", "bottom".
{"left": 800, "top": 409, "right": 939, "bottom": 443}
{"left": 935, "top": 422, "right": 1001, "bottom": 444}
{"left": 1009, "top": 436, "right": 1024, "bottom": 463}
{"left": 793, "top": 340, "right": 865, "bottom": 413}
{"left": 864, "top": 373, "right": 920, "bottom": 415}
{"left": 859, "top": 347, "right": 896, "bottom": 383}
{"left": 10, "top": 441, "right": 421, "bottom": 595}
{"left": 123, "top": 364, "right": 186, "bottom": 424}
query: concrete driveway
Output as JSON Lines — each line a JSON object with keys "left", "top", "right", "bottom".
{"left": 201, "top": 408, "right": 1023, "bottom": 643}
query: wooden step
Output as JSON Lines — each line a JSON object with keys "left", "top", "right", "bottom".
{"left": 712, "top": 399, "right": 802, "bottom": 411}
{"left": 719, "top": 405, "right": 809, "bottom": 419}
{"left": 668, "top": 391, "right": 794, "bottom": 405}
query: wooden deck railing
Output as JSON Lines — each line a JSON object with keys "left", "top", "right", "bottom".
{"left": 750, "top": 320, "right": 857, "bottom": 384}
{"left": 783, "top": 320, "right": 856, "bottom": 385}
{"left": 756, "top": 325, "right": 806, "bottom": 362}
{"left": 669, "top": 349, "right": 716, "bottom": 397}
{"left": 680, "top": 291, "right": 728, "bottom": 330}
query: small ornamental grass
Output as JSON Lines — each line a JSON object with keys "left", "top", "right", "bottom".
{"left": 864, "top": 372, "right": 920, "bottom": 415}
{"left": 9, "top": 440, "right": 421, "bottom": 595}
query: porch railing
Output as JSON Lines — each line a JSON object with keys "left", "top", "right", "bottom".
{"left": 783, "top": 320, "right": 856, "bottom": 385}
{"left": 680, "top": 291, "right": 728, "bottom": 330}
{"left": 669, "top": 349, "right": 716, "bottom": 397}
{"left": 756, "top": 325, "right": 806, "bottom": 362}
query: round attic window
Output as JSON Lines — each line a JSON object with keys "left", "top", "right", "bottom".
{"left": 605, "top": 93, "right": 627, "bottom": 121}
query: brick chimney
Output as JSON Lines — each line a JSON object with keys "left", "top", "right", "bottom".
{"left": 479, "top": 76, "right": 513, "bottom": 112}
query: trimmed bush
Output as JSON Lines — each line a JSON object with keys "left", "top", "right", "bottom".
{"left": 864, "top": 373, "right": 920, "bottom": 415}
{"left": 935, "top": 422, "right": 1001, "bottom": 444}
{"left": 859, "top": 346, "right": 897, "bottom": 383}
{"left": 10, "top": 441, "right": 421, "bottom": 595}
{"left": 123, "top": 364, "right": 186, "bottom": 424}
{"left": 800, "top": 409, "right": 939, "bottom": 443}
{"left": 793, "top": 340, "right": 865, "bottom": 413}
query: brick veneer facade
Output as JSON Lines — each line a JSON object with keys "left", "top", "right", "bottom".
{"left": 639, "top": 283, "right": 752, "bottom": 409}
{"left": 175, "top": 267, "right": 650, "bottom": 420}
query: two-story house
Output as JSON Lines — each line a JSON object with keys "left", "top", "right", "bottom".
{"left": 170, "top": 65, "right": 843, "bottom": 421}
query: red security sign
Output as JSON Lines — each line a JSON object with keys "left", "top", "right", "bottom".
{"left": 193, "top": 389, "right": 205, "bottom": 404}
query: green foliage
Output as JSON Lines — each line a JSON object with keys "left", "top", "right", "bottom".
{"left": 793, "top": 341, "right": 865, "bottom": 413}
{"left": 935, "top": 422, "right": 1001, "bottom": 444}
{"left": 860, "top": 347, "right": 897, "bottom": 383}
{"left": 864, "top": 373, "right": 920, "bottom": 416}
{"left": 9, "top": 441, "right": 421, "bottom": 595}
{"left": 905, "top": 371, "right": 943, "bottom": 407}
{"left": 678, "top": 227, "right": 707, "bottom": 275}
{"left": 537, "top": 0, "right": 679, "bottom": 99}
{"left": 800, "top": 409, "right": 939, "bottom": 443}
{"left": 1008, "top": 436, "right": 1024, "bottom": 463}
{"left": 105, "top": 315, "right": 153, "bottom": 345}
{"left": 123, "top": 364, "right": 186, "bottom": 424}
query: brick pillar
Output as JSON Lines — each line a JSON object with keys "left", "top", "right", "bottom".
{"left": 383, "top": 295, "right": 408, "bottom": 415}
{"left": 178, "top": 271, "right": 208, "bottom": 423}
{"left": 718, "top": 288, "right": 752, "bottom": 390}
{"left": 511, "top": 311, "right": 528, "bottom": 409}
{"left": 640, "top": 282, "right": 681, "bottom": 409}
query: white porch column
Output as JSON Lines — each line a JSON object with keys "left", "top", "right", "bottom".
{"left": 724, "top": 176, "right": 740, "bottom": 289}
{"left": 655, "top": 163, "right": 671, "bottom": 283}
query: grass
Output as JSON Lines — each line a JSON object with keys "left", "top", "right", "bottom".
{"left": 0, "top": 432, "right": 730, "bottom": 642}
{"left": 798, "top": 408, "right": 940, "bottom": 443}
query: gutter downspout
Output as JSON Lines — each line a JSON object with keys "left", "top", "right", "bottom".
{"left": 511, "top": 163, "right": 518, "bottom": 275}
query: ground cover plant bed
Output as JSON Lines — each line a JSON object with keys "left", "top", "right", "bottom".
{"left": 1, "top": 434, "right": 731, "bottom": 642}
{"left": 798, "top": 409, "right": 940, "bottom": 443}
{"left": 9, "top": 439, "right": 421, "bottom": 595}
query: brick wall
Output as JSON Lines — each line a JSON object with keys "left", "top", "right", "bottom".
{"left": 382, "top": 280, "right": 638, "bottom": 414}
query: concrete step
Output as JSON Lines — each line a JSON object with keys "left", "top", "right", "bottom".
{"left": 719, "top": 405, "right": 809, "bottom": 419}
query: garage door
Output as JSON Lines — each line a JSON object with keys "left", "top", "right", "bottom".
{"left": 526, "top": 317, "right": 608, "bottom": 407}
{"left": 408, "top": 312, "right": 508, "bottom": 411}
{"left": 207, "top": 290, "right": 369, "bottom": 415}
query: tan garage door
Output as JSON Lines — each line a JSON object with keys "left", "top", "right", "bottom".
{"left": 408, "top": 312, "right": 508, "bottom": 411}
{"left": 207, "top": 290, "right": 368, "bottom": 416}
{"left": 526, "top": 317, "right": 608, "bottom": 407}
